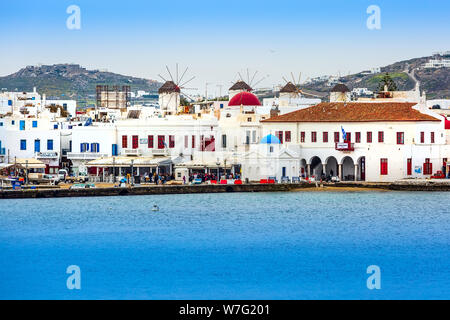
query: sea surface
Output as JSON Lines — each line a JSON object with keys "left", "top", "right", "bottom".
{"left": 0, "top": 191, "right": 449, "bottom": 299}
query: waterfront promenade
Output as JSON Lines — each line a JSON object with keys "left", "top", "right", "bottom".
{"left": 1, "top": 180, "right": 450, "bottom": 199}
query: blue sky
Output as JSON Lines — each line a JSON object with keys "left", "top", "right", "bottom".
{"left": 1, "top": 0, "right": 449, "bottom": 93}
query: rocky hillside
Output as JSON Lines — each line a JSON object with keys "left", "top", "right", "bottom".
{"left": 0, "top": 64, "right": 161, "bottom": 102}
{"left": 302, "top": 54, "right": 450, "bottom": 99}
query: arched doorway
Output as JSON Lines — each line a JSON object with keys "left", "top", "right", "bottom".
{"left": 310, "top": 156, "right": 323, "bottom": 179}
{"left": 325, "top": 156, "right": 338, "bottom": 178}
{"left": 341, "top": 156, "right": 355, "bottom": 181}
{"left": 300, "top": 159, "right": 307, "bottom": 178}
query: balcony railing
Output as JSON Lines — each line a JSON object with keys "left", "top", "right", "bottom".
{"left": 67, "top": 152, "right": 108, "bottom": 160}
{"left": 123, "top": 148, "right": 143, "bottom": 156}
{"left": 151, "top": 149, "right": 168, "bottom": 156}
{"left": 335, "top": 142, "right": 354, "bottom": 151}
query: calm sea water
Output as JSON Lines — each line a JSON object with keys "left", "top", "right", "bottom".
{"left": 0, "top": 191, "right": 449, "bottom": 300}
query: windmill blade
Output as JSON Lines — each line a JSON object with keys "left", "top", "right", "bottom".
{"left": 252, "top": 76, "right": 267, "bottom": 88}
{"left": 298, "top": 72, "right": 302, "bottom": 85}
{"left": 180, "top": 76, "right": 196, "bottom": 88}
{"left": 180, "top": 91, "right": 196, "bottom": 102}
{"left": 282, "top": 76, "right": 290, "bottom": 84}
{"left": 246, "top": 68, "right": 250, "bottom": 84}
{"left": 238, "top": 72, "right": 245, "bottom": 82}
{"left": 176, "top": 63, "right": 179, "bottom": 84}
{"left": 301, "top": 89, "right": 324, "bottom": 98}
{"left": 178, "top": 67, "right": 189, "bottom": 86}
{"left": 250, "top": 71, "right": 258, "bottom": 87}
{"left": 158, "top": 74, "right": 168, "bottom": 82}
{"left": 291, "top": 72, "right": 296, "bottom": 85}
{"left": 166, "top": 65, "right": 175, "bottom": 82}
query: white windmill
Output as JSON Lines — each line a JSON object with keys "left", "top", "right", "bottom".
{"left": 158, "top": 64, "right": 196, "bottom": 115}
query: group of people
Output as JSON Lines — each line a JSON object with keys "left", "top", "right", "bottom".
{"left": 188, "top": 172, "right": 240, "bottom": 183}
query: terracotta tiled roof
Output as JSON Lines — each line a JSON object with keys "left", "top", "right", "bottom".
{"left": 229, "top": 80, "right": 252, "bottom": 91}
{"left": 262, "top": 102, "right": 441, "bottom": 123}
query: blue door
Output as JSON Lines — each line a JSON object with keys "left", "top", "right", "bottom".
{"left": 34, "top": 140, "right": 40, "bottom": 152}
{"left": 282, "top": 167, "right": 286, "bottom": 177}
{"left": 20, "top": 120, "right": 25, "bottom": 130}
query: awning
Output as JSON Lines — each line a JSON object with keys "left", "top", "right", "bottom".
{"left": 86, "top": 156, "right": 172, "bottom": 168}
{"left": 175, "top": 160, "right": 232, "bottom": 169}
{"left": 7, "top": 158, "right": 46, "bottom": 169}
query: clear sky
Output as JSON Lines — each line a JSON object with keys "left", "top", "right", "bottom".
{"left": 1, "top": 0, "right": 449, "bottom": 94}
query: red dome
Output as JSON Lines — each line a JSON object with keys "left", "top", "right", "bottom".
{"left": 228, "top": 92, "right": 261, "bottom": 106}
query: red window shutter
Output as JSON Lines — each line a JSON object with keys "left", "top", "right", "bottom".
{"left": 397, "top": 132, "right": 404, "bottom": 145}
{"left": 334, "top": 132, "right": 339, "bottom": 143}
{"left": 285, "top": 131, "right": 291, "bottom": 142}
{"left": 345, "top": 132, "right": 351, "bottom": 143}
{"left": 169, "top": 135, "right": 175, "bottom": 148}
{"left": 276, "top": 131, "right": 284, "bottom": 144}
{"left": 420, "top": 132, "right": 424, "bottom": 143}
{"left": 148, "top": 135, "right": 154, "bottom": 148}
{"left": 378, "top": 131, "right": 384, "bottom": 143}
{"left": 431, "top": 132, "right": 435, "bottom": 143}
{"left": 323, "top": 132, "right": 328, "bottom": 143}
{"left": 122, "top": 135, "right": 128, "bottom": 148}
{"left": 311, "top": 132, "right": 317, "bottom": 143}
{"left": 407, "top": 158, "right": 412, "bottom": 175}
{"left": 158, "top": 135, "right": 165, "bottom": 149}
{"left": 192, "top": 135, "right": 196, "bottom": 148}
{"left": 301, "top": 132, "right": 305, "bottom": 143}
{"left": 355, "top": 132, "right": 361, "bottom": 143}
{"left": 132, "top": 135, "right": 139, "bottom": 149}
{"left": 367, "top": 132, "right": 372, "bottom": 143}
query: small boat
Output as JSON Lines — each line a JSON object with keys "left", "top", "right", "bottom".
{"left": 152, "top": 204, "right": 159, "bottom": 212}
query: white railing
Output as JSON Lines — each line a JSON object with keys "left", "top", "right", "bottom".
{"left": 67, "top": 152, "right": 108, "bottom": 160}
{"left": 123, "top": 148, "right": 143, "bottom": 156}
{"left": 151, "top": 149, "right": 168, "bottom": 156}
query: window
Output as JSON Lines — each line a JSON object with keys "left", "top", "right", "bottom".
{"left": 420, "top": 131, "right": 424, "bottom": 143}
{"left": 11, "top": 120, "right": 15, "bottom": 125}
{"left": 407, "top": 158, "right": 412, "bottom": 176}
{"left": 380, "top": 158, "right": 388, "bottom": 175}
{"left": 0, "top": 122, "right": 3, "bottom": 126}
{"left": 91, "top": 143, "right": 100, "bottom": 153}
{"left": 396, "top": 132, "right": 404, "bottom": 145}
{"left": 423, "top": 158, "right": 432, "bottom": 175}
{"left": 122, "top": 135, "right": 128, "bottom": 148}
{"left": 132, "top": 135, "right": 139, "bottom": 149}
{"left": 247, "top": 117, "right": 252, "bottom": 122}
{"left": 431, "top": 132, "right": 435, "bottom": 144}
{"left": 367, "top": 132, "right": 372, "bottom": 143}
{"left": 192, "top": 135, "right": 196, "bottom": 148}
{"left": 345, "top": 132, "right": 351, "bottom": 143}
{"left": 285, "top": 131, "right": 291, "bottom": 142}
{"left": 20, "top": 120, "right": 25, "bottom": 130}
{"left": 334, "top": 132, "right": 339, "bottom": 143}
{"left": 220, "top": 103, "right": 224, "bottom": 109}
{"left": 323, "top": 132, "right": 328, "bottom": 143}
{"left": 158, "top": 135, "right": 165, "bottom": 149}
{"left": 222, "top": 134, "right": 227, "bottom": 148}
{"left": 169, "top": 135, "right": 175, "bottom": 148}
{"left": 300, "top": 132, "right": 305, "bottom": 143}
{"left": 47, "top": 139, "right": 54, "bottom": 151}
{"left": 34, "top": 139, "right": 40, "bottom": 152}
{"left": 20, "top": 139, "right": 27, "bottom": 150}
{"left": 80, "top": 143, "right": 89, "bottom": 153}
{"left": 378, "top": 131, "right": 384, "bottom": 143}
{"left": 184, "top": 135, "right": 188, "bottom": 148}
{"left": 355, "top": 132, "right": 361, "bottom": 143}
{"left": 311, "top": 131, "right": 317, "bottom": 143}
{"left": 252, "top": 130, "right": 256, "bottom": 143}
{"left": 148, "top": 135, "right": 154, "bottom": 148}
{"left": 276, "top": 131, "right": 283, "bottom": 144}
{"left": 32, "top": 121, "right": 38, "bottom": 128}
{"left": 245, "top": 131, "right": 250, "bottom": 145}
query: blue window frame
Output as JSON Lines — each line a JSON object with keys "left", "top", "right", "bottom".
{"left": 47, "top": 139, "right": 54, "bottom": 151}
{"left": 20, "top": 140, "right": 27, "bottom": 150}
{"left": 32, "top": 121, "right": 38, "bottom": 128}
{"left": 80, "top": 143, "right": 89, "bottom": 153}
{"left": 8, "top": 100, "right": 12, "bottom": 106}
{"left": 20, "top": 120, "right": 25, "bottom": 130}
{"left": 34, "top": 139, "right": 40, "bottom": 152}
{"left": 11, "top": 120, "right": 15, "bottom": 125}
{"left": 91, "top": 143, "right": 100, "bottom": 153}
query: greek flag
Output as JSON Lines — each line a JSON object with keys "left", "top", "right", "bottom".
{"left": 341, "top": 126, "right": 347, "bottom": 141}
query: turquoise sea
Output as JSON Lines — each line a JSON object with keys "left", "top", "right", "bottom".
{"left": 0, "top": 191, "right": 449, "bottom": 299}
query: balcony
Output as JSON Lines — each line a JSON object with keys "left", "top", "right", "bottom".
{"left": 335, "top": 142, "right": 354, "bottom": 151}
{"left": 67, "top": 152, "right": 108, "bottom": 160}
{"left": 151, "top": 148, "right": 168, "bottom": 156}
{"left": 35, "top": 152, "right": 59, "bottom": 159}
{"left": 123, "top": 148, "right": 143, "bottom": 156}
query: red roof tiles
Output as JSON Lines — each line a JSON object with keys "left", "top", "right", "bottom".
{"left": 262, "top": 102, "right": 440, "bottom": 123}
